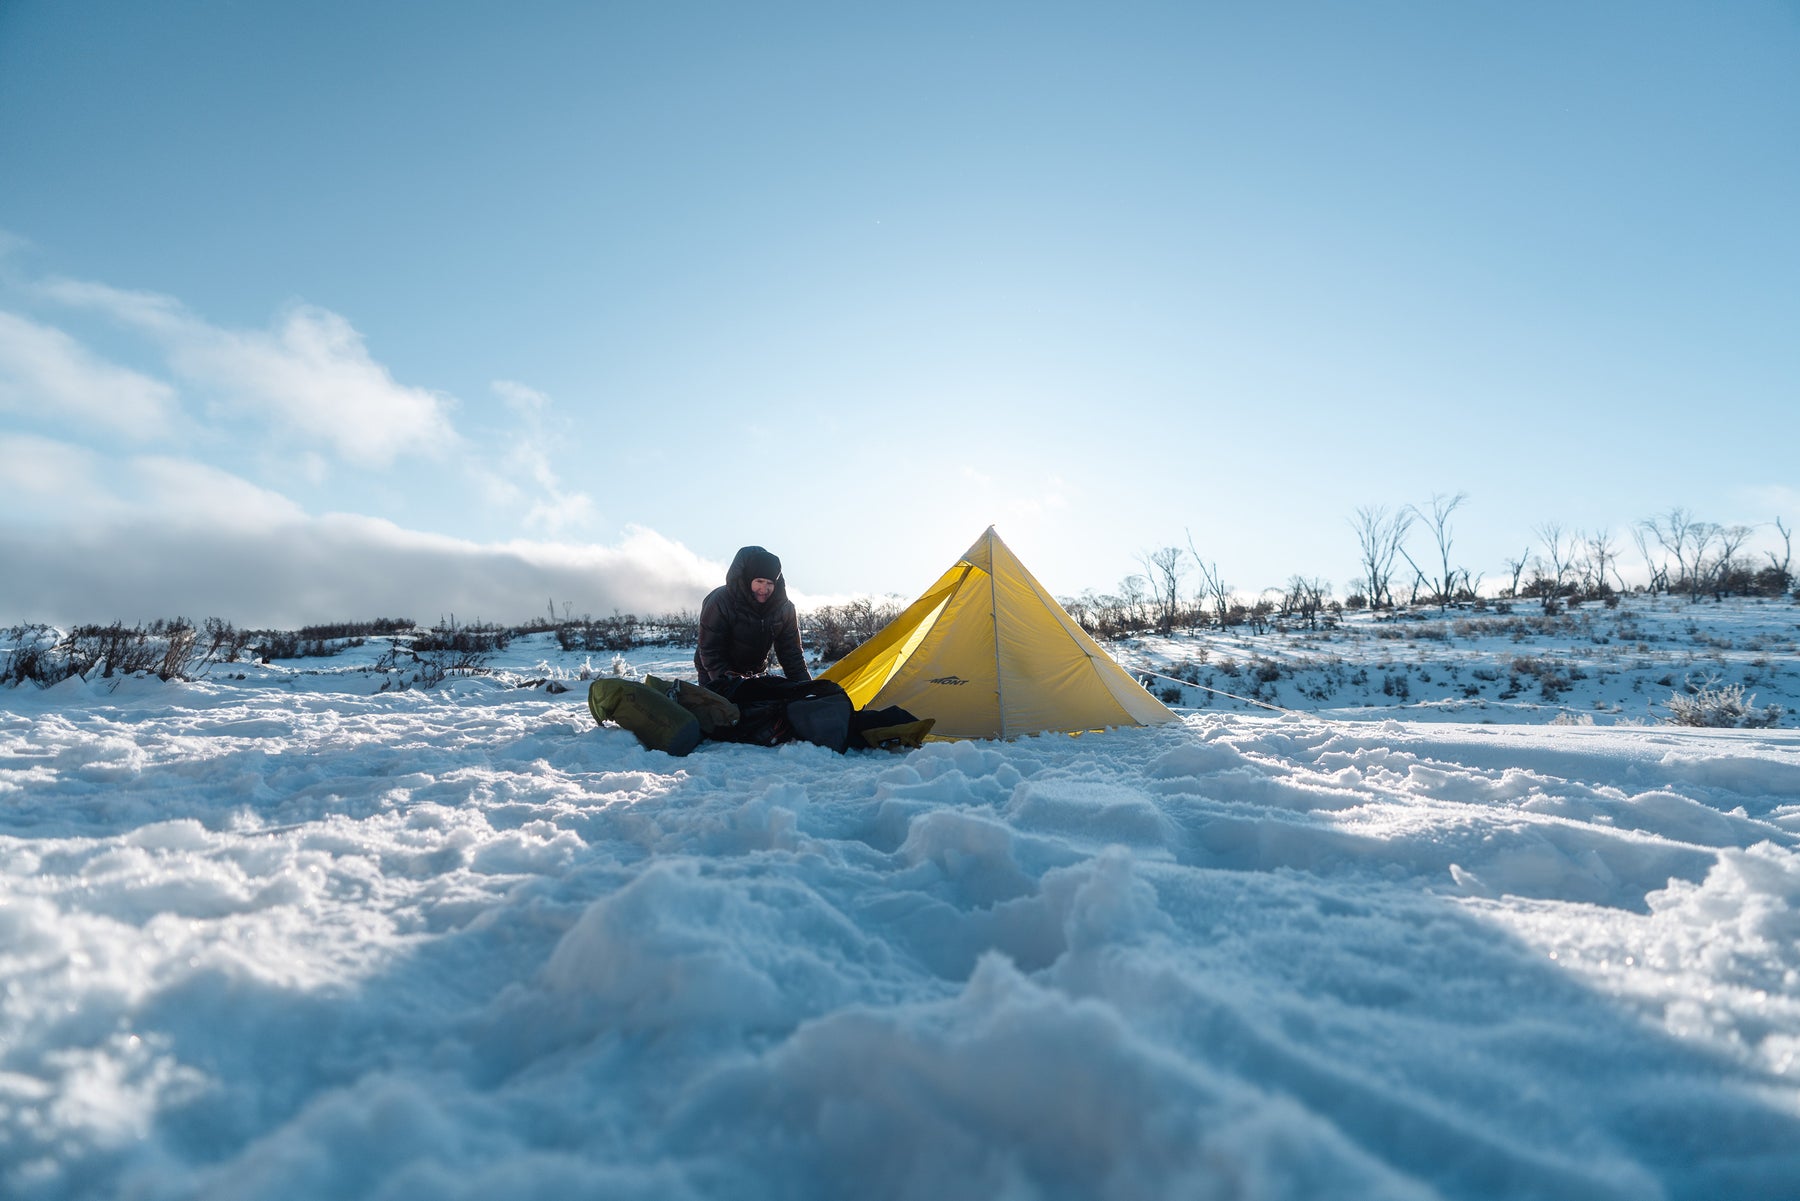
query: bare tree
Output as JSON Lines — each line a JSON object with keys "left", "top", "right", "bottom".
{"left": 1350, "top": 505, "right": 1415, "bottom": 610}
{"left": 1532, "top": 523, "right": 1572, "bottom": 609}
{"left": 1501, "top": 548, "right": 1531, "bottom": 599}
{"left": 1281, "top": 576, "right": 1331, "bottom": 630}
{"left": 1197, "top": 561, "right": 1232, "bottom": 631}
{"left": 1407, "top": 492, "right": 1468, "bottom": 609}
{"left": 1701, "top": 523, "right": 1755, "bottom": 598}
{"left": 1630, "top": 524, "right": 1669, "bottom": 595}
{"left": 1075, "top": 590, "right": 1133, "bottom": 639}
{"left": 1062, "top": 593, "right": 1093, "bottom": 631}
{"left": 1639, "top": 507, "right": 1720, "bottom": 598}
{"left": 1576, "top": 529, "right": 1620, "bottom": 599}
{"left": 1140, "top": 547, "right": 1187, "bottom": 635}
{"left": 1768, "top": 517, "right": 1793, "bottom": 589}
{"left": 1396, "top": 545, "right": 1431, "bottom": 607}
{"left": 1119, "top": 574, "right": 1150, "bottom": 630}
{"left": 1248, "top": 592, "right": 1276, "bottom": 635}
{"left": 1186, "top": 531, "right": 1233, "bottom": 631}
{"left": 1684, "top": 521, "right": 1723, "bottom": 601}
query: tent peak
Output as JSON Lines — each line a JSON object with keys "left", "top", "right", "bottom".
{"left": 822, "top": 530, "right": 1178, "bottom": 740}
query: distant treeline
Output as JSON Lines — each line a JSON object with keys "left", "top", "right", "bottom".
{"left": 0, "top": 600, "right": 912, "bottom": 688}
{"left": 5, "top": 502, "right": 1795, "bottom": 689}
{"left": 1112, "top": 502, "right": 1799, "bottom": 639}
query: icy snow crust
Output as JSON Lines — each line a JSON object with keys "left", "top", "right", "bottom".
{"left": 5, "top": 608, "right": 1800, "bottom": 1199}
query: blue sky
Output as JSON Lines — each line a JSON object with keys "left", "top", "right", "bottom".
{"left": 2, "top": 1, "right": 1797, "bottom": 627}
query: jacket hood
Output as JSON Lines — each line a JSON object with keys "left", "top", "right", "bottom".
{"left": 726, "top": 546, "right": 787, "bottom": 605}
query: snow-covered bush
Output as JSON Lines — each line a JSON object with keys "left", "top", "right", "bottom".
{"left": 1660, "top": 679, "right": 1784, "bottom": 728}
{"left": 3, "top": 620, "right": 208, "bottom": 685}
{"left": 1, "top": 624, "right": 73, "bottom": 686}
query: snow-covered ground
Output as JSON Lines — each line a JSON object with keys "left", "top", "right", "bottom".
{"left": 1123, "top": 592, "right": 1800, "bottom": 727}
{"left": 4, "top": 597, "right": 1800, "bottom": 1199}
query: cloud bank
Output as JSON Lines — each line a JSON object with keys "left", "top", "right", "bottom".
{"left": 0, "top": 510, "right": 720, "bottom": 629}
{"left": 2, "top": 437, "right": 716, "bottom": 627}
{"left": 0, "top": 260, "right": 640, "bottom": 628}
{"left": 40, "top": 278, "right": 459, "bottom": 466}
{"left": 0, "top": 311, "right": 177, "bottom": 439}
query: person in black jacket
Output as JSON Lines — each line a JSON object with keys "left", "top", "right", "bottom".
{"left": 694, "top": 545, "right": 811, "bottom": 693}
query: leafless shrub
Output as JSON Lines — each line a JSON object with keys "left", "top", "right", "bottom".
{"left": 9, "top": 619, "right": 208, "bottom": 683}
{"left": 556, "top": 611, "right": 639, "bottom": 652}
{"left": 1278, "top": 576, "right": 1333, "bottom": 630}
{"left": 69, "top": 619, "right": 205, "bottom": 680}
{"left": 203, "top": 618, "right": 256, "bottom": 663}
{"left": 1660, "top": 678, "right": 1784, "bottom": 728}
{"left": 413, "top": 616, "right": 510, "bottom": 655}
{"left": 1169, "top": 657, "right": 1205, "bottom": 684}
{"left": 159, "top": 621, "right": 199, "bottom": 681}
{"left": 2, "top": 625, "right": 74, "bottom": 686}
{"left": 806, "top": 596, "right": 908, "bottom": 661}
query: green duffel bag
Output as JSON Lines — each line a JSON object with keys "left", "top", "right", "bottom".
{"left": 643, "top": 674, "right": 739, "bottom": 734}
{"left": 587, "top": 678, "right": 703, "bottom": 756}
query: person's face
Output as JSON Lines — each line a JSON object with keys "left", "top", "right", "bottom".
{"left": 750, "top": 577, "right": 776, "bottom": 603}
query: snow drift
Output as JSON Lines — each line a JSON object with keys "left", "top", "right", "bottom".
{"left": 2, "top": 643, "right": 1798, "bottom": 1199}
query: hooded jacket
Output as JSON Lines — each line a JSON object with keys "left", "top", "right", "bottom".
{"left": 694, "top": 545, "right": 810, "bottom": 689}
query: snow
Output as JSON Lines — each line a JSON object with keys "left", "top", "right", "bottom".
{"left": 4, "top": 597, "right": 1800, "bottom": 1199}
{"left": 1121, "top": 593, "right": 1800, "bottom": 728}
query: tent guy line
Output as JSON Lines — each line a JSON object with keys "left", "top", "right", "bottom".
{"left": 1131, "top": 666, "right": 1306, "bottom": 718}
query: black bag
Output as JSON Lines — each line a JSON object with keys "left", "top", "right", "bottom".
{"left": 710, "top": 677, "right": 856, "bottom": 752}
{"left": 786, "top": 686, "right": 855, "bottom": 753}
{"left": 705, "top": 677, "right": 931, "bottom": 753}
{"left": 710, "top": 697, "right": 790, "bottom": 747}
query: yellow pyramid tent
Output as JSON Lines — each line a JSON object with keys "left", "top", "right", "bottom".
{"left": 821, "top": 527, "right": 1180, "bottom": 740}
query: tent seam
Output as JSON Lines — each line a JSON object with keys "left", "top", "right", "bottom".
{"left": 988, "top": 532, "right": 1006, "bottom": 739}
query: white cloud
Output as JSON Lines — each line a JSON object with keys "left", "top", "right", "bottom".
{"left": 0, "top": 285, "right": 673, "bottom": 627}
{"left": 3, "top": 437, "right": 316, "bottom": 538}
{"left": 493, "top": 378, "right": 550, "bottom": 418}
{"left": 130, "top": 456, "right": 309, "bottom": 531}
{"left": 0, "top": 446, "right": 719, "bottom": 627}
{"left": 2, "top": 431, "right": 97, "bottom": 492}
{"left": 42, "top": 278, "right": 457, "bottom": 467}
{"left": 507, "top": 441, "right": 599, "bottom": 535}
{"left": 0, "top": 310, "right": 178, "bottom": 439}
{"left": 488, "top": 379, "right": 599, "bottom": 537}
{"left": 295, "top": 450, "right": 331, "bottom": 485}
{"left": 0, "top": 433, "right": 124, "bottom": 525}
